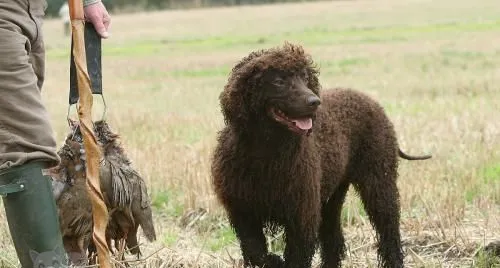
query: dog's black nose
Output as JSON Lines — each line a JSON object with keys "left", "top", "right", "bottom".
{"left": 307, "top": 95, "right": 321, "bottom": 107}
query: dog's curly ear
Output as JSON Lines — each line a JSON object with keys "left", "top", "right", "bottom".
{"left": 220, "top": 55, "right": 263, "bottom": 126}
{"left": 219, "top": 82, "right": 243, "bottom": 125}
{"left": 219, "top": 71, "right": 254, "bottom": 126}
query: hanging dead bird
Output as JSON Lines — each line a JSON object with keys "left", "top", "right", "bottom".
{"left": 92, "top": 120, "right": 156, "bottom": 255}
{"left": 48, "top": 138, "right": 94, "bottom": 266}
{"left": 85, "top": 120, "right": 157, "bottom": 262}
{"left": 48, "top": 119, "right": 156, "bottom": 265}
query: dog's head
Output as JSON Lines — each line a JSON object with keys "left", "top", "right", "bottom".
{"left": 220, "top": 42, "right": 321, "bottom": 135}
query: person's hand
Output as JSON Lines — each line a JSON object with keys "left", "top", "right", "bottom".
{"left": 84, "top": 1, "right": 111, "bottom": 38}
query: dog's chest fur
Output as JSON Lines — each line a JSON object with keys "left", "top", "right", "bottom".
{"left": 216, "top": 130, "right": 322, "bottom": 222}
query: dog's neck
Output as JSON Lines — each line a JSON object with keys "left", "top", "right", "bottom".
{"left": 234, "top": 124, "right": 310, "bottom": 154}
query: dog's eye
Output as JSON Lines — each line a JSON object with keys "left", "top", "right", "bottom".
{"left": 301, "top": 70, "right": 309, "bottom": 80}
{"left": 273, "top": 78, "right": 286, "bottom": 86}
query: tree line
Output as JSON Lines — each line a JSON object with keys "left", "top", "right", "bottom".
{"left": 45, "top": 0, "right": 326, "bottom": 17}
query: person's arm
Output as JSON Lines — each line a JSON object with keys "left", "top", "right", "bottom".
{"left": 83, "top": 0, "right": 111, "bottom": 38}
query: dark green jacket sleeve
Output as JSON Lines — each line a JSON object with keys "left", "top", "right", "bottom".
{"left": 83, "top": 0, "right": 100, "bottom": 7}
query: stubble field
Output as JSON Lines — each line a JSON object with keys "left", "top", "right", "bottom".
{"left": 1, "top": 0, "right": 500, "bottom": 267}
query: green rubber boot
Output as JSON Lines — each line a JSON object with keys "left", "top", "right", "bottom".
{"left": 0, "top": 161, "right": 68, "bottom": 268}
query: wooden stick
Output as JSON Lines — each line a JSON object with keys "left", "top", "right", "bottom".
{"left": 67, "top": 1, "right": 111, "bottom": 267}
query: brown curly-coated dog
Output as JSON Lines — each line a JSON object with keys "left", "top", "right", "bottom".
{"left": 211, "top": 42, "right": 431, "bottom": 268}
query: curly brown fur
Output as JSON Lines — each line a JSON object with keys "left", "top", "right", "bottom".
{"left": 211, "top": 42, "right": 431, "bottom": 268}
{"left": 484, "top": 241, "right": 500, "bottom": 256}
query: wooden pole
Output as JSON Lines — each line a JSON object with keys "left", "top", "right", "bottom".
{"left": 67, "top": 1, "right": 111, "bottom": 267}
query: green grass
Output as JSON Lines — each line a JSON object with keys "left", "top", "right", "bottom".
{"left": 45, "top": 19, "right": 500, "bottom": 60}
{"left": 474, "top": 250, "right": 500, "bottom": 268}
{"left": 483, "top": 163, "right": 500, "bottom": 184}
{"left": 162, "top": 229, "right": 179, "bottom": 247}
{"left": 268, "top": 230, "right": 286, "bottom": 254}
{"left": 111, "top": 45, "right": 500, "bottom": 81}
{"left": 206, "top": 225, "right": 237, "bottom": 252}
{"left": 152, "top": 190, "right": 184, "bottom": 217}
{"left": 152, "top": 190, "right": 171, "bottom": 209}
{"left": 465, "top": 163, "right": 500, "bottom": 204}
{"left": 169, "top": 67, "right": 231, "bottom": 78}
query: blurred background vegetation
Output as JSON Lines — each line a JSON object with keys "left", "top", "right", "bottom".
{"left": 45, "top": 0, "right": 330, "bottom": 17}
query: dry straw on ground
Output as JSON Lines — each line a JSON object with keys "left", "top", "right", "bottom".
{"left": 1, "top": 0, "right": 499, "bottom": 267}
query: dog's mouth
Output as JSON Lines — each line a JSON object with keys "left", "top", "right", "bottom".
{"left": 269, "top": 107, "right": 314, "bottom": 135}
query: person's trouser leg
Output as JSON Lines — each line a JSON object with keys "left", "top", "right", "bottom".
{"left": 0, "top": 0, "right": 59, "bottom": 170}
{"left": 0, "top": 0, "right": 66, "bottom": 267}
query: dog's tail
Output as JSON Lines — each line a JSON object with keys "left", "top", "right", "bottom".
{"left": 398, "top": 148, "right": 432, "bottom": 160}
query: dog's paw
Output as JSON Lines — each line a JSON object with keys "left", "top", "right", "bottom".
{"left": 484, "top": 241, "right": 500, "bottom": 256}
{"left": 263, "top": 253, "right": 285, "bottom": 268}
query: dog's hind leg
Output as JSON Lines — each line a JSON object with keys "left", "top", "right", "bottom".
{"left": 228, "top": 208, "right": 284, "bottom": 268}
{"left": 319, "top": 182, "right": 350, "bottom": 268}
{"left": 353, "top": 170, "right": 404, "bottom": 268}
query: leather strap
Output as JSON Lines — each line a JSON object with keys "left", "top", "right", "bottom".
{"left": 69, "top": 23, "right": 102, "bottom": 105}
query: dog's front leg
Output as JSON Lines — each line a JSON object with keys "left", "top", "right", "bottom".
{"left": 283, "top": 217, "right": 319, "bottom": 268}
{"left": 228, "top": 208, "right": 284, "bottom": 268}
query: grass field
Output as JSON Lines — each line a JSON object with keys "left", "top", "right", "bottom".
{"left": 1, "top": 0, "right": 500, "bottom": 267}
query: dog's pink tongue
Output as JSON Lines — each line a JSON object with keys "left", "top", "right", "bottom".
{"left": 292, "top": 118, "right": 312, "bottom": 130}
